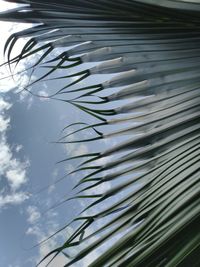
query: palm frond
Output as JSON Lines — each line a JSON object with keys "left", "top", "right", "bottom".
{"left": 1, "top": 1, "right": 200, "bottom": 266}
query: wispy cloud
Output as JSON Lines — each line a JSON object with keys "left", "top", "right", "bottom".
{"left": 27, "top": 205, "right": 41, "bottom": 224}
{"left": 26, "top": 207, "right": 69, "bottom": 267}
{"left": 0, "top": 97, "right": 30, "bottom": 208}
{"left": 0, "top": 99, "right": 29, "bottom": 190}
{"left": 0, "top": 191, "right": 29, "bottom": 209}
{"left": 15, "top": 144, "right": 23, "bottom": 153}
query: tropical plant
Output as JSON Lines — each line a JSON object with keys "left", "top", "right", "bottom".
{"left": 1, "top": 0, "right": 200, "bottom": 266}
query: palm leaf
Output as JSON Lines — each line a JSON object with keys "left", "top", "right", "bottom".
{"left": 1, "top": 0, "right": 200, "bottom": 266}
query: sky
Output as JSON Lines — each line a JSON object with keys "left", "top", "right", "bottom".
{"left": 0, "top": 1, "right": 101, "bottom": 266}
{"left": 0, "top": 2, "right": 142, "bottom": 266}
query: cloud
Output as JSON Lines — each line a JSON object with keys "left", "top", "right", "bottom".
{"left": 0, "top": 13, "right": 35, "bottom": 109}
{"left": 38, "top": 89, "right": 50, "bottom": 101}
{"left": 74, "top": 144, "right": 89, "bottom": 156}
{"left": 0, "top": 97, "right": 29, "bottom": 208}
{"left": 37, "top": 242, "right": 68, "bottom": 267}
{"left": 0, "top": 134, "right": 29, "bottom": 190}
{"left": 0, "top": 97, "right": 11, "bottom": 110}
{"left": 6, "top": 167, "right": 27, "bottom": 190}
{"left": 63, "top": 128, "right": 89, "bottom": 158}
{"left": 26, "top": 209, "right": 69, "bottom": 267}
{"left": 0, "top": 22, "right": 31, "bottom": 93}
{"left": 0, "top": 113, "right": 10, "bottom": 132}
{"left": 0, "top": 191, "right": 29, "bottom": 209}
{"left": 26, "top": 206, "right": 41, "bottom": 224}
{"left": 15, "top": 144, "right": 23, "bottom": 153}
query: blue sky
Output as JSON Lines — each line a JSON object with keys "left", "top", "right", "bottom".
{"left": 0, "top": 2, "right": 142, "bottom": 266}
{"left": 0, "top": 3, "right": 97, "bottom": 265}
{"left": 0, "top": 3, "right": 114, "bottom": 266}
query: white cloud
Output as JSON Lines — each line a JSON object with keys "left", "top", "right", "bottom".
{"left": 0, "top": 120, "right": 29, "bottom": 210}
{"left": 0, "top": 115, "right": 10, "bottom": 132}
{"left": 0, "top": 97, "right": 11, "bottom": 133}
{"left": 19, "top": 91, "right": 34, "bottom": 109}
{"left": 0, "top": 22, "right": 31, "bottom": 93}
{"left": 0, "top": 134, "right": 29, "bottom": 190}
{"left": 15, "top": 144, "right": 23, "bottom": 153}
{"left": 0, "top": 10, "right": 35, "bottom": 109}
{"left": 0, "top": 97, "right": 29, "bottom": 208}
{"left": 38, "top": 89, "right": 50, "bottom": 101}
{"left": 6, "top": 168, "right": 27, "bottom": 190}
{"left": 37, "top": 241, "right": 68, "bottom": 267}
{"left": 27, "top": 206, "right": 41, "bottom": 224}
{"left": 0, "top": 191, "right": 29, "bottom": 209}
{"left": 0, "top": 97, "right": 11, "bottom": 111}
{"left": 74, "top": 144, "right": 88, "bottom": 156}
{"left": 63, "top": 128, "right": 89, "bottom": 157}
{"left": 64, "top": 142, "right": 76, "bottom": 157}
{"left": 26, "top": 210, "right": 69, "bottom": 267}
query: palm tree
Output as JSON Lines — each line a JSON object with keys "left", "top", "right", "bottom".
{"left": 1, "top": 0, "right": 200, "bottom": 266}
